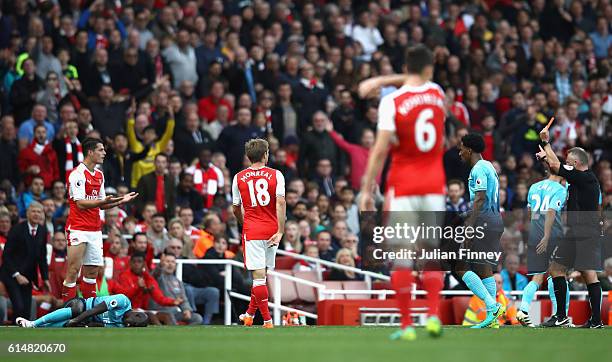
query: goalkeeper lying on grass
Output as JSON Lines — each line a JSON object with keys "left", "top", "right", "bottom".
{"left": 16, "top": 294, "right": 149, "bottom": 328}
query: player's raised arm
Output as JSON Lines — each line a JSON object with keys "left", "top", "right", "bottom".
{"left": 358, "top": 74, "right": 410, "bottom": 99}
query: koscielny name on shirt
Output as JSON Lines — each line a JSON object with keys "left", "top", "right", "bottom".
{"left": 372, "top": 248, "right": 503, "bottom": 262}
{"left": 240, "top": 170, "right": 273, "bottom": 183}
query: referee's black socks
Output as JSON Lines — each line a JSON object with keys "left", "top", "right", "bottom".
{"left": 586, "top": 282, "right": 602, "bottom": 324}
{"left": 552, "top": 277, "right": 568, "bottom": 318}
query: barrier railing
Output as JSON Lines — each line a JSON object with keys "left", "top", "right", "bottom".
{"left": 152, "top": 257, "right": 608, "bottom": 325}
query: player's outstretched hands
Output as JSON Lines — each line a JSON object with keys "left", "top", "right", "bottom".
{"left": 536, "top": 236, "right": 549, "bottom": 255}
{"left": 267, "top": 232, "right": 283, "bottom": 247}
{"left": 539, "top": 117, "right": 554, "bottom": 142}
{"left": 120, "top": 192, "right": 139, "bottom": 204}
{"left": 104, "top": 195, "right": 124, "bottom": 205}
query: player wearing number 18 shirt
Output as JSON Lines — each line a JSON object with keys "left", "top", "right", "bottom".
{"left": 359, "top": 45, "right": 446, "bottom": 341}
{"left": 232, "top": 139, "right": 286, "bottom": 328}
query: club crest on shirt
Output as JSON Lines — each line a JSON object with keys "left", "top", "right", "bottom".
{"left": 476, "top": 178, "right": 482, "bottom": 186}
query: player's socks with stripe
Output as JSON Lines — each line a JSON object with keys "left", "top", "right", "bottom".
{"left": 586, "top": 282, "right": 602, "bottom": 325}
{"left": 81, "top": 277, "right": 97, "bottom": 299}
{"left": 462, "top": 271, "right": 496, "bottom": 309}
{"left": 252, "top": 278, "right": 271, "bottom": 322}
{"left": 520, "top": 281, "right": 540, "bottom": 313}
{"left": 32, "top": 307, "right": 73, "bottom": 327}
{"left": 391, "top": 269, "right": 414, "bottom": 329}
{"left": 482, "top": 276, "right": 496, "bottom": 300}
{"left": 247, "top": 293, "right": 258, "bottom": 316}
{"left": 422, "top": 271, "right": 443, "bottom": 318}
{"left": 551, "top": 277, "right": 568, "bottom": 318}
{"left": 547, "top": 277, "right": 558, "bottom": 314}
{"left": 61, "top": 281, "right": 77, "bottom": 303}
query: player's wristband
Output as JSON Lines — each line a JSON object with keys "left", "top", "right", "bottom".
{"left": 540, "top": 140, "right": 548, "bottom": 147}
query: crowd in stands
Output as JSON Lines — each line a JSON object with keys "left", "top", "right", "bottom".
{"left": 0, "top": 0, "right": 611, "bottom": 324}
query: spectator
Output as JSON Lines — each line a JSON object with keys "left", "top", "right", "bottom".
{"left": 589, "top": 17, "right": 612, "bottom": 59}
{"left": 48, "top": 230, "right": 67, "bottom": 300}
{"left": 129, "top": 106, "right": 175, "bottom": 187}
{"left": 326, "top": 120, "right": 377, "bottom": 190}
{"left": 0, "top": 201, "right": 50, "bottom": 321}
{"left": 299, "top": 112, "right": 340, "bottom": 177}
{"left": 10, "top": 58, "right": 44, "bottom": 123}
{"left": 500, "top": 254, "right": 528, "bottom": 292}
{"left": 89, "top": 85, "right": 130, "bottom": 140}
{"left": 185, "top": 148, "right": 224, "bottom": 210}
{"left": 446, "top": 179, "right": 469, "bottom": 213}
{"left": 152, "top": 253, "right": 203, "bottom": 325}
{"left": 599, "top": 258, "right": 612, "bottom": 291}
{"left": 173, "top": 112, "right": 214, "bottom": 165}
{"left": 193, "top": 214, "right": 223, "bottom": 259}
{"left": 146, "top": 214, "right": 170, "bottom": 257}
{"left": 135, "top": 153, "right": 176, "bottom": 221}
{"left": 328, "top": 248, "right": 363, "bottom": 281}
{"left": 17, "top": 124, "right": 59, "bottom": 189}
{"left": 103, "top": 228, "right": 129, "bottom": 280}
{"left": 163, "top": 237, "right": 220, "bottom": 324}
{"left": 175, "top": 172, "right": 204, "bottom": 222}
{"left": 114, "top": 252, "right": 182, "bottom": 310}
{"left": 216, "top": 107, "right": 264, "bottom": 175}
{"left": 316, "top": 230, "right": 335, "bottom": 262}
{"left": 198, "top": 81, "right": 233, "bottom": 123}
{"left": 0, "top": 115, "right": 19, "bottom": 185}
{"left": 162, "top": 29, "right": 198, "bottom": 89}
{"left": 17, "top": 104, "right": 55, "bottom": 150}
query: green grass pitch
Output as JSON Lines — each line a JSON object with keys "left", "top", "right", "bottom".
{"left": 1, "top": 326, "right": 611, "bottom": 362}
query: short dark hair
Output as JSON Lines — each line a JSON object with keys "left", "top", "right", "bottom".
{"left": 133, "top": 232, "right": 147, "bottom": 241}
{"left": 154, "top": 153, "right": 168, "bottom": 162}
{"left": 447, "top": 179, "right": 465, "bottom": 188}
{"left": 405, "top": 45, "right": 433, "bottom": 75}
{"left": 131, "top": 251, "right": 146, "bottom": 260}
{"left": 82, "top": 137, "right": 103, "bottom": 156}
{"left": 152, "top": 213, "right": 165, "bottom": 219}
{"left": 461, "top": 133, "right": 485, "bottom": 153}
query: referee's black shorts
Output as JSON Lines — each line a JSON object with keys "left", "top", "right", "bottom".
{"left": 552, "top": 229, "right": 603, "bottom": 271}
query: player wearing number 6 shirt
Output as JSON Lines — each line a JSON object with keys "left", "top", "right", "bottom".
{"left": 358, "top": 45, "right": 446, "bottom": 341}
{"left": 62, "top": 138, "right": 138, "bottom": 303}
{"left": 232, "top": 139, "right": 286, "bottom": 328}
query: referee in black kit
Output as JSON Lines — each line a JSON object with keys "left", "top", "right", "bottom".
{"left": 536, "top": 117, "right": 604, "bottom": 328}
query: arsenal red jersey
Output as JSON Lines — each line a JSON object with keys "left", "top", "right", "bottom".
{"left": 378, "top": 82, "right": 446, "bottom": 196}
{"left": 232, "top": 166, "right": 285, "bottom": 240}
{"left": 66, "top": 163, "right": 106, "bottom": 231}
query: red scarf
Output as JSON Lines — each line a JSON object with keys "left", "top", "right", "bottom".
{"left": 65, "top": 137, "right": 83, "bottom": 176}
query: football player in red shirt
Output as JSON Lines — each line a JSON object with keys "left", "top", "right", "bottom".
{"left": 360, "top": 45, "right": 446, "bottom": 341}
{"left": 62, "top": 138, "right": 137, "bottom": 302}
{"left": 232, "top": 139, "right": 286, "bottom": 328}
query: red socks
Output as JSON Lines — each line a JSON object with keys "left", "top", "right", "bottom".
{"left": 422, "top": 271, "right": 444, "bottom": 318}
{"left": 246, "top": 293, "right": 258, "bottom": 316}
{"left": 81, "top": 277, "right": 97, "bottom": 299}
{"left": 391, "top": 269, "right": 414, "bottom": 329}
{"left": 252, "top": 279, "right": 271, "bottom": 321}
{"left": 61, "top": 282, "right": 77, "bottom": 303}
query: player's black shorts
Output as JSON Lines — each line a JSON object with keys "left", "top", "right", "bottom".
{"left": 467, "top": 215, "right": 503, "bottom": 267}
{"left": 526, "top": 230, "right": 560, "bottom": 275}
{"left": 552, "top": 231, "right": 603, "bottom": 271}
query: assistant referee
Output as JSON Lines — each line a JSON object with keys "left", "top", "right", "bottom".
{"left": 537, "top": 124, "right": 604, "bottom": 328}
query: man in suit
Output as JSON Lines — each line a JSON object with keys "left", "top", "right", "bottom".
{"left": 0, "top": 201, "right": 50, "bottom": 322}
{"left": 173, "top": 111, "right": 214, "bottom": 165}
{"left": 135, "top": 153, "right": 176, "bottom": 221}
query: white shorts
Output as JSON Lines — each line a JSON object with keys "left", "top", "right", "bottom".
{"left": 244, "top": 239, "right": 278, "bottom": 271}
{"left": 66, "top": 230, "right": 104, "bottom": 266}
{"left": 386, "top": 192, "right": 446, "bottom": 212}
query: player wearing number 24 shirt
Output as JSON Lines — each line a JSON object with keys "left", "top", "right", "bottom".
{"left": 232, "top": 139, "right": 286, "bottom": 328}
